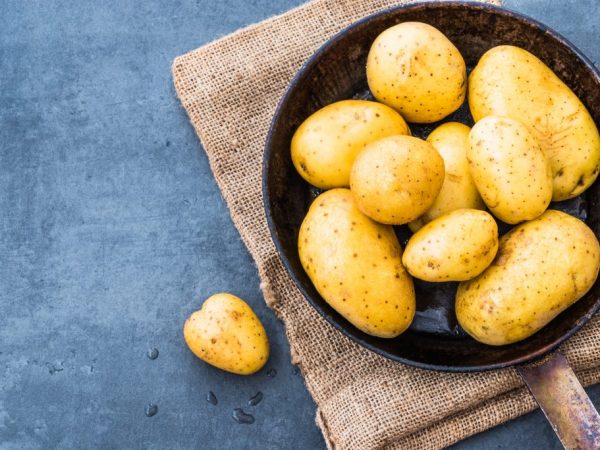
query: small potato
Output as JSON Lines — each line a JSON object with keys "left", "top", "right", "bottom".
{"left": 291, "top": 100, "right": 410, "bottom": 189}
{"left": 403, "top": 209, "right": 498, "bottom": 282}
{"left": 350, "top": 135, "right": 444, "bottom": 225}
{"left": 468, "top": 116, "right": 553, "bottom": 224}
{"left": 184, "top": 293, "right": 269, "bottom": 375}
{"left": 456, "top": 210, "right": 600, "bottom": 346}
{"left": 469, "top": 45, "right": 600, "bottom": 200}
{"left": 366, "top": 22, "right": 466, "bottom": 123}
{"left": 409, "top": 122, "right": 485, "bottom": 231}
{"left": 298, "top": 189, "right": 415, "bottom": 338}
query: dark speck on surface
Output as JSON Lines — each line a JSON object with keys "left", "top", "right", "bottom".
{"left": 46, "top": 363, "right": 64, "bottom": 375}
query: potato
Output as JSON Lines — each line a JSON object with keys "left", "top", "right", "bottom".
{"left": 403, "top": 209, "right": 498, "bottom": 282}
{"left": 350, "top": 135, "right": 444, "bottom": 225}
{"left": 468, "top": 116, "right": 553, "bottom": 224}
{"left": 456, "top": 210, "right": 600, "bottom": 346}
{"left": 366, "top": 22, "right": 466, "bottom": 123}
{"left": 298, "top": 189, "right": 415, "bottom": 338}
{"left": 469, "top": 45, "right": 600, "bottom": 201}
{"left": 183, "top": 293, "right": 269, "bottom": 375}
{"left": 291, "top": 100, "right": 410, "bottom": 189}
{"left": 409, "top": 122, "right": 485, "bottom": 231}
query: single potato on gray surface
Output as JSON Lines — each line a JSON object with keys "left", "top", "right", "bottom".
{"left": 467, "top": 116, "right": 553, "bottom": 224}
{"left": 298, "top": 189, "right": 415, "bottom": 338}
{"left": 350, "top": 135, "right": 444, "bottom": 225}
{"left": 409, "top": 122, "right": 485, "bottom": 232}
{"left": 469, "top": 45, "right": 600, "bottom": 201}
{"left": 183, "top": 293, "right": 270, "bottom": 375}
{"left": 403, "top": 209, "right": 498, "bottom": 282}
{"left": 367, "top": 22, "right": 466, "bottom": 123}
{"left": 456, "top": 210, "right": 600, "bottom": 346}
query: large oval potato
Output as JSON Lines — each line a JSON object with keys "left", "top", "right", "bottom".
{"left": 350, "top": 135, "right": 444, "bottom": 225}
{"left": 468, "top": 116, "right": 553, "bottom": 224}
{"left": 409, "top": 122, "right": 485, "bottom": 231}
{"left": 298, "top": 189, "right": 415, "bottom": 338}
{"left": 184, "top": 293, "right": 270, "bottom": 375}
{"left": 456, "top": 210, "right": 600, "bottom": 346}
{"left": 469, "top": 45, "right": 600, "bottom": 201}
{"left": 403, "top": 209, "right": 498, "bottom": 282}
{"left": 366, "top": 22, "right": 466, "bottom": 123}
{"left": 291, "top": 100, "right": 410, "bottom": 189}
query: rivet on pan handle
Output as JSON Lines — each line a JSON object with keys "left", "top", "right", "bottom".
{"left": 517, "top": 351, "right": 600, "bottom": 450}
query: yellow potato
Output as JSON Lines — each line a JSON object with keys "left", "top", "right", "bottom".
{"left": 298, "top": 189, "right": 415, "bottom": 338}
{"left": 469, "top": 45, "right": 600, "bottom": 201}
{"left": 409, "top": 122, "right": 485, "bottom": 231}
{"left": 291, "top": 100, "right": 410, "bottom": 189}
{"left": 366, "top": 22, "right": 466, "bottom": 123}
{"left": 456, "top": 210, "right": 600, "bottom": 346}
{"left": 350, "top": 135, "right": 444, "bottom": 225}
{"left": 183, "top": 293, "right": 269, "bottom": 375}
{"left": 403, "top": 209, "right": 498, "bottom": 282}
{"left": 468, "top": 116, "right": 552, "bottom": 224}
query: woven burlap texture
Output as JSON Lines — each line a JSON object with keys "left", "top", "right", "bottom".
{"left": 172, "top": 1, "right": 600, "bottom": 448}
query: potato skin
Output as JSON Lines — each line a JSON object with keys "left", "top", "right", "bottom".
{"left": 409, "top": 122, "right": 484, "bottom": 231}
{"left": 469, "top": 45, "right": 600, "bottom": 201}
{"left": 350, "top": 135, "right": 445, "bottom": 225}
{"left": 183, "top": 293, "right": 269, "bottom": 375}
{"left": 298, "top": 189, "right": 415, "bottom": 338}
{"left": 403, "top": 209, "right": 498, "bottom": 282}
{"left": 366, "top": 22, "right": 466, "bottom": 123}
{"left": 468, "top": 116, "right": 552, "bottom": 224}
{"left": 291, "top": 100, "right": 410, "bottom": 189}
{"left": 456, "top": 210, "right": 600, "bottom": 346}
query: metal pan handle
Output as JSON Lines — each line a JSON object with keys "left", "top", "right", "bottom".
{"left": 517, "top": 351, "right": 600, "bottom": 449}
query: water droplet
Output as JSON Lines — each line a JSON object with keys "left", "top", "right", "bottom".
{"left": 267, "top": 368, "right": 277, "bottom": 378}
{"left": 206, "top": 391, "right": 218, "bottom": 405}
{"left": 248, "top": 392, "right": 263, "bottom": 406}
{"left": 145, "top": 403, "right": 158, "bottom": 417}
{"left": 46, "top": 363, "right": 64, "bottom": 375}
{"left": 232, "top": 408, "right": 254, "bottom": 424}
{"left": 147, "top": 348, "right": 159, "bottom": 360}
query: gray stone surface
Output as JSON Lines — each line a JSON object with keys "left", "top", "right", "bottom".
{"left": 0, "top": 0, "right": 597, "bottom": 449}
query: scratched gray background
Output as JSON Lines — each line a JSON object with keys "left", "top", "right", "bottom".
{"left": 1, "top": 0, "right": 598, "bottom": 448}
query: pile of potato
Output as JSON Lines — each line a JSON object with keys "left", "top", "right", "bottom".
{"left": 292, "top": 22, "right": 600, "bottom": 346}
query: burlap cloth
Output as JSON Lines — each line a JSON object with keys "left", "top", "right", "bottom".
{"left": 172, "top": 0, "right": 600, "bottom": 448}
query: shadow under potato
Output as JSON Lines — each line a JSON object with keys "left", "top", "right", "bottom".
{"left": 263, "top": 2, "right": 600, "bottom": 371}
